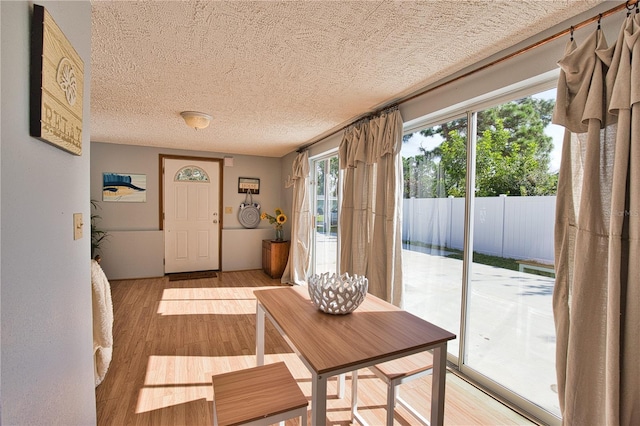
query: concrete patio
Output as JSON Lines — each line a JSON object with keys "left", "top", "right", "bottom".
{"left": 402, "top": 248, "right": 559, "bottom": 418}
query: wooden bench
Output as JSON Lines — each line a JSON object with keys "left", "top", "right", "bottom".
{"left": 517, "top": 259, "right": 555, "bottom": 276}
{"left": 212, "top": 362, "right": 308, "bottom": 426}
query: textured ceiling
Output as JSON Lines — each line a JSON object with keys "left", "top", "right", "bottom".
{"left": 91, "top": 0, "right": 605, "bottom": 157}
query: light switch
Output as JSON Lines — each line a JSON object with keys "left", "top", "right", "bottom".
{"left": 225, "top": 206, "right": 233, "bottom": 214}
{"left": 73, "top": 213, "right": 83, "bottom": 240}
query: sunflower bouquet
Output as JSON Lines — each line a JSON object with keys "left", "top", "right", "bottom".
{"left": 261, "top": 208, "right": 287, "bottom": 229}
{"left": 261, "top": 208, "right": 287, "bottom": 241}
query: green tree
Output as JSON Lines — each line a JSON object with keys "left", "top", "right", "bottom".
{"left": 403, "top": 96, "right": 557, "bottom": 197}
{"left": 315, "top": 156, "right": 339, "bottom": 216}
{"left": 403, "top": 135, "right": 450, "bottom": 198}
{"left": 315, "top": 157, "right": 339, "bottom": 197}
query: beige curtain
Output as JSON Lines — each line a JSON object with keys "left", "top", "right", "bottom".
{"left": 552, "top": 12, "right": 639, "bottom": 425}
{"left": 281, "top": 151, "right": 312, "bottom": 285}
{"left": 339, "top": 108, "right": 403, "bottom": 306}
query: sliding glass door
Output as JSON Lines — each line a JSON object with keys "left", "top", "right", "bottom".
{"left": 464, "top": 89, "right": 560, "bottom": 421}
{"left": 402, "top": 85, "right": 561, "bottom": 424}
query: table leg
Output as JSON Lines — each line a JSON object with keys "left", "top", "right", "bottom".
{"left": 311, "top": 372, "right": 328, "bottom": 425}
{"left": 430, "top": 343, "right": 448, "bottom": 426}
{"left": 337, "top": 373, "right": 345, "bottom": 399}
{"left": 256, "top": 302, "right": 265, "bottom": 366}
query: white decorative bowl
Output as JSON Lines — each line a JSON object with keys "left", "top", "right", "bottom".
{"left": 307, "top": 273, "right": 368, "bottom": 315}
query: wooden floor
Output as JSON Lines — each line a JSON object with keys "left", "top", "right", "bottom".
{"left": 96, "top": 269, "right": 536, "bottom": 425}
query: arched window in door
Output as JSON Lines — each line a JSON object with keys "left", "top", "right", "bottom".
{"left": 174, "top": 166, "right": 209, "bottom": 182}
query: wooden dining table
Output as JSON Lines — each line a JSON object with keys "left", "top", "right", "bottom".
{"left": 254, "top": 285, "right": 456, "bottom": 425}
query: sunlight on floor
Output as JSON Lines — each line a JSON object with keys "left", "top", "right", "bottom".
{"left": 139, "top": 285, "right": 314, "bottom": 414}
{"left": 157, "top": 286, "right": 275, "bottom": 315}
{"left": 156, "top": 298, "right": 257, "bottom": 315}
{"left": 136, "top": 354, "right": 307, "bottom": 414}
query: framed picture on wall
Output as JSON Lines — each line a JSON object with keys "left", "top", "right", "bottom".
{"left": 103, "top": 173, "right": 147, "bottom": 202}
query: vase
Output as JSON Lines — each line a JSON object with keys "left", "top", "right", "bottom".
{"left": 275, "top": 227, "right": 284, "bottom": 241}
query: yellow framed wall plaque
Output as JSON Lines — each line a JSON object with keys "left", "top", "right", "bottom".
{"left": 30, "top": 4, "right": 84, "bottom": 155}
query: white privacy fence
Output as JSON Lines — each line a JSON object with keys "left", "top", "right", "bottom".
{"left": 403, "top": 196, "right": 556, "bottom": 264}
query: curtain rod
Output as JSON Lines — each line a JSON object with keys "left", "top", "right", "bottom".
{"left": 297, "top": 0, "right": 637, "bottom": 153}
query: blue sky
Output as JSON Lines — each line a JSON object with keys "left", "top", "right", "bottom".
{"left": 401, "top": 88, "right": 564, "bottom": 173}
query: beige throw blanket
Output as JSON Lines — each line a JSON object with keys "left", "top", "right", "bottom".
{"left": 91, "top": 259, "right": 113, "bottom": 386}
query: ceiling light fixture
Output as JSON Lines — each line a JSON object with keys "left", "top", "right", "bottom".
{"left": 180, "top": 111, "right": 212, "bottom": 130}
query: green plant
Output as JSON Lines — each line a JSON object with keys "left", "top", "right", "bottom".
{"left": 91, "top": 199, "right": 109, "bottom": 258}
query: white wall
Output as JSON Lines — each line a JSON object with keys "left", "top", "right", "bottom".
{"left": 91, "top": 142, "right": 286, "bottom": 277}
{"left": 1, "top": 1, "right": 96, "bottom": 424}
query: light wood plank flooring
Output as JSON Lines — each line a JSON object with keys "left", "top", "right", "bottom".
{"left": 96, "top": 269, "right": 537, "bottom": 425}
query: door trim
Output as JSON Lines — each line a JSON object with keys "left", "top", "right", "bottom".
{"left": 159, "top": 154, "right": 224, "bottom": 270}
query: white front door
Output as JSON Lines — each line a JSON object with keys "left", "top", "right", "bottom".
{"left": 163, "top": 158, "right": 221, "bottom": 273}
